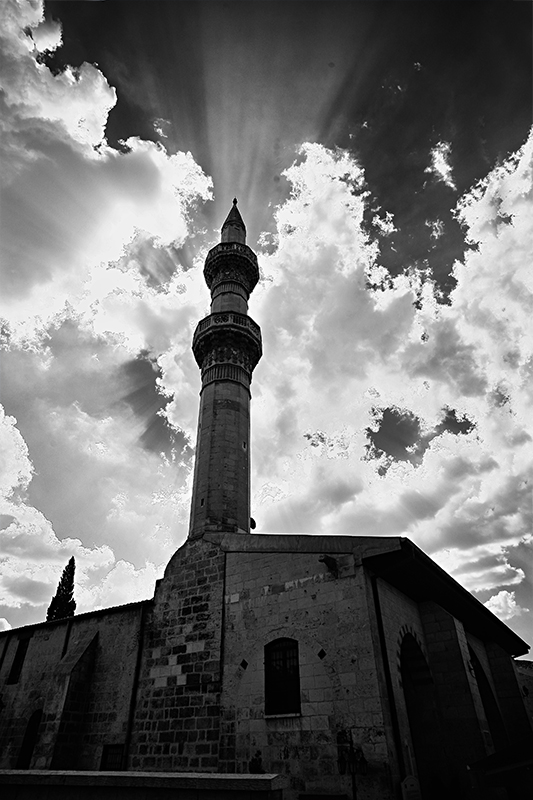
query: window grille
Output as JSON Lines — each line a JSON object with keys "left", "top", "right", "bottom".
{"left": 100, "top": 743, "right": 125, "bottom": 771}
{"left": 265, "top": 638, "right": 301, "bottom": 715}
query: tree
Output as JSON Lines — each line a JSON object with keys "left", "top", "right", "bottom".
{"left": 46, "top": 557, "right": 76, "bottom": 621}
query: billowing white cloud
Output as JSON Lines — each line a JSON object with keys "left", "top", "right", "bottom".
{"left": 484, "top": 590, "right": 530, "bottom": 621}
{"left": 78, "top": 560, "right": 162, "bottom": 611}
{"left": 0, "top": 406, "right": 33, "bottom": 497}
{"left": 31, "top": 17, "right": 62, "bottom": 54}
{"left": 0, "top": 0, "right": 115, "bottom": 152}
{"left": 0, "top": 404, "right": 173, "bottom": 615}
{"left": 250, "top": 132, "right": 532, "bottom": 627}
{"left": 0, "top": 0, "right": 212, "bottom": 342}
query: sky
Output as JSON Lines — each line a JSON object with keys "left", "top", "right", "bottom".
{"left": 0, "top": 1, "right": 532, "bottom": 652}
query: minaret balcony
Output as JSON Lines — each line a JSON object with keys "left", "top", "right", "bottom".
{"left": 192, "top": 312, "right": 262, "bottom": 379}
{"left": 194, "top": 311, "right": 261, "bottom": 340}
{"left": 204, "top": 242, "right": 259, "bottom": 295}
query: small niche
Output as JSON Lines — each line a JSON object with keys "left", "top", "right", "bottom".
{"left": 240, "top": 659, "right": 249, "bottom": 670}
{"left": 318, "top": 649, "right": 327, "bottom": 660}
{"left": 242, "top": 441, "right": 247, "bottom": 450}
{"left": 200, "top": 498, "right": 205, "bottom": 507}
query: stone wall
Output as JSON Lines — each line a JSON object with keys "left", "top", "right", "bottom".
{"left": 0, "top": 603, "right": 145, "bottom": 770}
{"left": 218, "top": 541, "right": 397, "bottom": 800}
{"left": 128, "top": 537, "right": 226, "bottom": 771}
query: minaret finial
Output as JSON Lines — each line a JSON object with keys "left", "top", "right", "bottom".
{"left": 221, "top": 198, "right": 246, "bottom": 244}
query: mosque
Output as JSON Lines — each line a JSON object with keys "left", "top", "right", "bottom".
{"left": 0, "top": 203, "right": 531, "bottom": 799}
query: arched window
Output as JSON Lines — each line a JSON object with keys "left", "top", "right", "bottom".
{"left": 264, "top": 638, "right": 300, "bottom": 715}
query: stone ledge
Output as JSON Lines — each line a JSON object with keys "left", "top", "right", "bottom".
{"left": 206, "top": 531, "right": 401, "bottom": 557}
{"left": 0, "top": 771, "right": 287, "bottom": 790}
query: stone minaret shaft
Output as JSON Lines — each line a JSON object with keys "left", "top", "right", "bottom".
{"left": 189, "top": 200, "right": 262, "bottom": 538}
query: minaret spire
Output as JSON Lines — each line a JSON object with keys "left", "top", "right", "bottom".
{"left": 221, "top": 197, "right": 246, "bottom": 244}
{"left": 188, "top": 201, "right": 262, "bottom": 538}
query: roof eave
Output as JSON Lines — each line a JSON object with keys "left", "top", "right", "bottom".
{"left": 363, "top": 538, "right": 530, "bottom": 657}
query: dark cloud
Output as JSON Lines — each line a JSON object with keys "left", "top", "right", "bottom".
{"left": 120, "top": 354, "right": 188, "bottom": 458}
{"left": 110, "top": 234, "right": 200, "bottom": 289}
{"left": 435, "top": 407, "right": 475, "bottom": 437}
{"left": 365, "top": 405, "right": 475, "bottom": 474}
{"left": 44, "top": 0, "right": 531, "bottom": 261}
{"left": 1, "top": 321, "right": 127, "bottom": 419}
{"left": 2, "top": 575, "right": 51, "bottom": 604}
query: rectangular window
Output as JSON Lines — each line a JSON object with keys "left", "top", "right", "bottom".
{"left": 6, "top": 638, "right": 30, "bottom": 684}
{"left": 265, "top": 638, "right": 301, "bottom": 715}
{"left": 100, "top": 743, "right": 125, "bottom": 771}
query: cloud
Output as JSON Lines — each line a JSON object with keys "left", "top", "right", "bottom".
{"left": 0, "top": 406, "right": 34, "bottom": 498}
{"left": 425, "top": 141, "right": 456, "bottom": 190}
{"left": 373, "top": 211, "right": 396, "bottom": 237}
{"left": 78, "top": 560, "right": 161, "bottom": 611}
{"left": 250, "top": 133, "right": 532, "bottom": 632}
{"left": 484, "top": 590, "right": 530, "bottom": 622}
{"left": 0, "top": 0, "right": 115, "bottom": 153}
{"left": 2, "top": 575, "right": 51, "bottom": 604}
{"left": 31, "top": 16, "right": 62, "bottom": 54}
{"left": 0, "top": 0, "right": 212, "bottom": 341}
{"left": 0, "top": 501, "right": 115, "bottom": 610}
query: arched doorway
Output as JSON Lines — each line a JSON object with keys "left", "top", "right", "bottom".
{"left": 16, "top": 709, "right": 43, "bottom": 769}
{"left": 400, "top": 634, "right": 450, "bottom": 799}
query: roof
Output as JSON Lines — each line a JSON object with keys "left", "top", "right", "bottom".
{"left": 0, "top": 598, "right": 152, "bottom": 639}
{"left": 363, "top": 537, "right": 530, "bottom": 657}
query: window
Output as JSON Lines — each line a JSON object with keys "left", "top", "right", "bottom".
{"left": 100, "top": 743, "right": 125, "bottom": 771}
{"left": 264, "top": 638, "right": 301, "bottom": 715}
{"left": 7, "top": 638, "right": 30, "bottom": 684}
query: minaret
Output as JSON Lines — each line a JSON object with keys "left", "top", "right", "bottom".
{"left": 188, "top": 200, "right": 262, "bottom": 538}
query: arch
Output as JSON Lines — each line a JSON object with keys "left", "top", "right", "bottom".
{"left": 16, "top": 709, "right": 43, "bottom": 769}
{"left": 400, "top": 634, "right": 449, "bottom": 799}
{"left": 264, "top": 637, "right": 300, "bottom": 715}
{"left": 396, "top": 625, "right": 427, "bottom": 679}
{"left": 468, "top": 645, "right": 508, "bottom": 751}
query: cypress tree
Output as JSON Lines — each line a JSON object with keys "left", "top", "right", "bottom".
{"left": 46, "top": 557, "right": 76, "bottom": 621}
